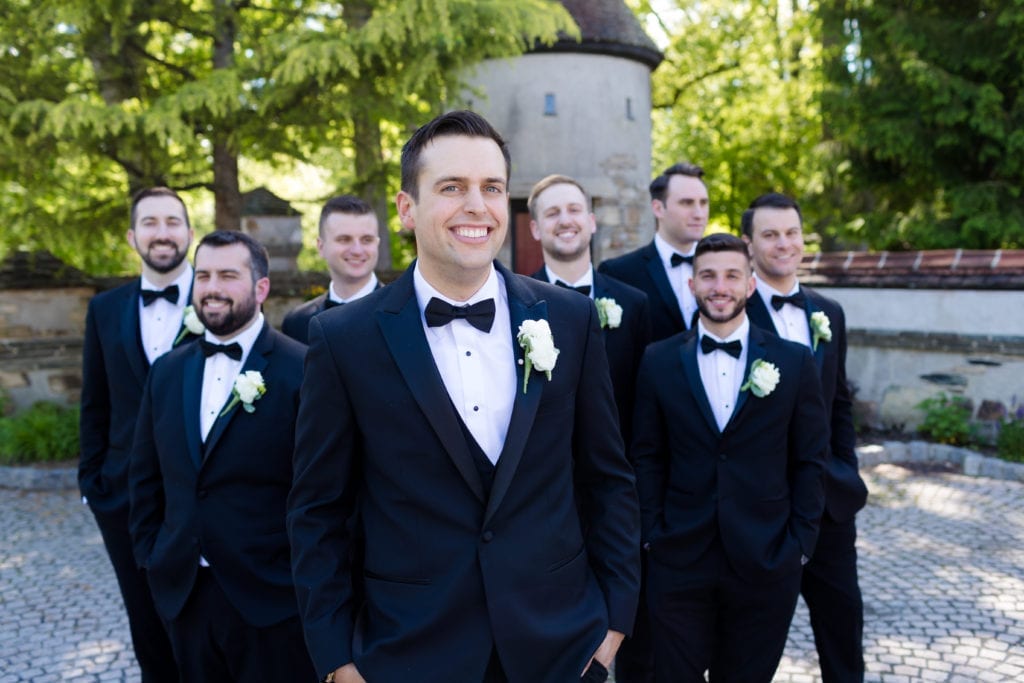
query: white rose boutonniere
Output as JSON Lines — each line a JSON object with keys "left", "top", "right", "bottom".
{"left": 220, "top": 370, "right": 266, "bottom": 416}
{"left": 740, "top": 359, "right": 780, "bottom": 398}
{"left": 517, "top": 319, "right": 559, "bottom": 394}
{"left": 594, "top": 297, "right": 623, "bottom": 329}
{"left": 810, "top": 311, "right": 832, "bottom": 351}
{"left": 174, "top": 305, "right": 205, "bottom": 345}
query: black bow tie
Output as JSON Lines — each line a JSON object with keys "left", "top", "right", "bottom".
{"left": 199, "top": 339, "right": 243, "bottom": 361}
{"left": 555, "top": 281, "right": 591, "bottom": 296}
{"left": 424, "top": 297, "right": 496, "bottom": 333}
{"left": 323, "top": 299, "right": 343, "bottom": 310}
{"left": 670, "top": 253, "right": 694, "bottom": 267}
{"left": 770, "top": 291, "right": 806, "bottom": 311}
{"left": 140, "top": 285, "right": 179, "bottom": 306}
{"left": 700, "top": 336, "right": 742, "bottom": 359}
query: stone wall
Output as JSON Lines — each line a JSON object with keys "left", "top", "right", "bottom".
{"left": 802, "top": 249, "right": 1024, "bottom": 439}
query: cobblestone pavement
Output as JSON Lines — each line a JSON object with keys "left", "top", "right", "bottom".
{"left": 1, "top": 463, "right": 1022, "bottom": 682}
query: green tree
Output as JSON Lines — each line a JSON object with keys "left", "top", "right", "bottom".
{"left": 1, "top": 0, "right": 574, "bottom": 273}
{"left": 820, "top": 0, "right": 1024, "bottom": 249}
{"left": 633, "top": 0, "right": 827, "bottom": 238}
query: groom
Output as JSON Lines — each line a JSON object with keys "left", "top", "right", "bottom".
{"left": 288, "top": 110, "right": 640, "bottom": 683}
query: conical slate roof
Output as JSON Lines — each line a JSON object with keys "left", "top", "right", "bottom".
{"left": 534, "top": 0, "right": 663, "bottom": 70}
{"left": 241, "top": 187, "right": 300, "bottom": 217}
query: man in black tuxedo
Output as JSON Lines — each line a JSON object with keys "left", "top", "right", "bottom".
{"left": 129, "top": 231, "right": 314, "bottom": 681}
{"left": 282, "top": 194, "right": 382, "bottom": 344}
{"left": 288, "top": 111, "right": 640, "bottom": 683}
{"left": 742, "top": 193, "right": 869, "bottom": 682}
{"left": 598, "top": 163, "right": 709, "bottom": 341}
{"left": 79, "top": 186, "right": 198, "bottom": 682}
{"left": 527, "top": 174, "right": 651, "bottom": 443}
{"left": 632, "top": 233, "right": 828, "bottom": 682}
{"left": 527, "top": 174, "right": 652, "bottom": 683}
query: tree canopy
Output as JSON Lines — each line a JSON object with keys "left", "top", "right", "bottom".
{"left": 0, "top": 0, "right": 574, "bottom": 273}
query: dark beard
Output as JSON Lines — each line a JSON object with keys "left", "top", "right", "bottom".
{"left": 141, "top": 242, "right": 188, "bottom": 274}
{"left": 196, "top": 294, "right": 258, "bottom": 337}
{"left": 696, "top": 295, "right": 747, "bottom": 325}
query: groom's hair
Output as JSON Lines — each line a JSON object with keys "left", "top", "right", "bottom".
{"left": 740, "top": 192, "right": 803, "bottom": 238}
{"left": 693, "top": 232, "right": 750, "bottom": 269}
{"left": 196, "top": 230, "right": 270, "bottom": 282}
{"left": 400, "top": 110, "right": 511, "bottom": 200}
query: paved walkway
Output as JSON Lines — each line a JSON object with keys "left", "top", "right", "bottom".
{"left": 1, "top": 463, "right": 1022, "bottom": 682}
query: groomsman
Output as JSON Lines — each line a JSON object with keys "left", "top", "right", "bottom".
{"left": 129, "top": 231, "right": 314, "bottom": 681}
{"left": 742, "top": 192, "right": 869, "bottom": 682}
{"left": 632, "top": 233, "right": 828, "bottom": 682}
{"left": 282, "top": 194, "right": 382, "bottom": 344}
{"left": 79, "top": 186, "right": 197, "bottom": 682}
{"left": 288, "top": 110, "right": 640, "bottom": 683}
{"left": 527, "top": 174, "right": 650, "bottom": 443}
{"left": 598, "top": 163, "right": 709, "bottom": 341}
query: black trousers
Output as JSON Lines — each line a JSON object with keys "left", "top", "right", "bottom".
{"left": 90, "top": 504, "right": 178, "bottom": 683}
{"left": 802, "top": 515, "right": 865, "bottom": 682}
{"left": 165, "top": 568, "right": 316, "bottom": 683}
{"left": 646, "top": 546, "right": 801, "bottom": 683}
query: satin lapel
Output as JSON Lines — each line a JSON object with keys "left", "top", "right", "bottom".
{"left": 746, "top": 291, "right": 780, "bottom": 336}
{"left": 804, "top": 294, "right": 826, "bottom": 372}
{"left": 376, "top": 271, "right": 486, "bottom": 504}
{"left": 202, "top": 324, "right": 272, "bottom": 464}
{"left": 643, "top": 244, "right": 685, "bottom": 330}
{"left": 726, "top": 325, "right": 768, "bottom": 432}
{"left": 181, "top": 345, "right": 204, "bottom": 470}
{"left": 485, "top": 270, "right": 544, "bottom": 526}
{"left": 121, "top": 281, "right": 150, "bottom": 383}
{"left": 680, "top": 334, "right": 720, "bottom": 436}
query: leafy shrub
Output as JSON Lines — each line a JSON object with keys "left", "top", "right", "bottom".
{"left": 916, "top": 393, "right": 976, "bottom": 447}
{"left": 997, "top": 402, "right": 1024, "bottom": 463}
{"left": 0, "top": 402, "right": 80, "bottom": 465}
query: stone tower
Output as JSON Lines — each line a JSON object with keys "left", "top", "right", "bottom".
{"left": 461, "top": 0, "right": 662, "bottom": 273}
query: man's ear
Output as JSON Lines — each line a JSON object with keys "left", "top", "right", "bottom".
{"left": 396, "top": 191, "right": 416, "bottom": 231}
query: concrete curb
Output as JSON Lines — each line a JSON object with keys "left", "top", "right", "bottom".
{"left": 857, "top": 440, "right": 1024, "bottom": 483}
{"left": 0, "top": 463, "right": 77, "bottom": 491}
{"left": 1, "top": 441, "right": 1021, "bottom": 490}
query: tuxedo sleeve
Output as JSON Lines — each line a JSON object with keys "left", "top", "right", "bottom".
{"left": 78, "top": 298, "right": 110, "bottom": 498}
{"left": 573, "top": 302, "right": 641, "bottom": 635}
{"left": 787, "top": 348, "right": 829, "bottom": 558}
{"left": 127, "top": 370, "right": 165, "bottom": 569}
{"left": 629, "top": 347, "right": 668, "bottom": 542}
{"left": 828, "top": 305, "right": 858, "bottom": 473}
{"left": 287, "top": 315, "right": 360, "bottom": 677}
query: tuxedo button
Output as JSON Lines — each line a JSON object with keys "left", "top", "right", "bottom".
{"left": 718, "top": 454, "right": 727, "bottom": 461}
{"left": 481, "top": 530, "right": 494, "bottom": 543}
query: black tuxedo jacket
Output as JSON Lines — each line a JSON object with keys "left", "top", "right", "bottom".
{"left": 281, "top": 281, "right": 384, "bottom": 344}
{"left": 128, "top": 322, "right": 307, "bottom": 628}
{"left": 530, "top": 268, "right": 651, "bottom": 442}
{"left": 288, "top": 262, "right": 641, "bottom": 683}
{"left": 632, "top": 324, "right": 828, "bottom": 583}
{"left": 79, "top": 279, "right": 199, "bottom": 514}
{"left": 599, "top": 240, "right": 693, "bottom": 342}
{"left": 746, "top": 288, "right": 868, "bottom": 522}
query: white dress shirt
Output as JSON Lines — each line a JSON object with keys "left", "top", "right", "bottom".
{"left": 414, "top": 264, "right": 516, "bottom": 464}
{"left": 544, "top": 265, "right": 595, "bottom": 300}
{"left": 654, "top": 233, "right": 697, "bottom": 326}
{"left": 755, "top": 277, "right": 812, "bottom": 349}
{"left": 199, "top": 313, "right": 264, "bottom": 442}
{"left": 329, "top": 273, "right": 378, "bottom": 305}
{"left": 696, "top": 318, "right": 750, "bottom": 432}
{"left": 138, "top": 265, "right": 193, "bottom": 364}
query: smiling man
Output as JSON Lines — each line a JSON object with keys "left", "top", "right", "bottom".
{"left": 282, "top": 195, "right": 382, "bottom": 344}
{"left": 288, "top": 111, "right": 640, "bottom": 683}
{"left": 129, "top": 230, "right": 313, "bottom": 681}
{"left": 631, "top": 232, "right": 828, "bottom": 682}
{"left": 742, "top": 193, "right": 868, "bottom": 682}
{"left": 79, "top": 186, "right": 200, "bottom": 683}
